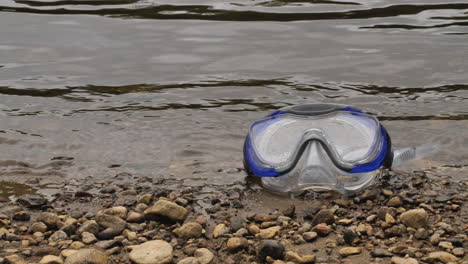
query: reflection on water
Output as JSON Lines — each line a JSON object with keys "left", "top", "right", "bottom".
{"left": 0, "top": 182, "right": 37, "bottom": 200}
{"left": 0, "top": 0, "right": 467, "bottom": 196}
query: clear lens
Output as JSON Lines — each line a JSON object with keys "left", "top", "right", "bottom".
{"left": 250, "top": 111, "right": 380, "bottom": 168}
{"left": 260, "top": 141, "right": 380, "bottom": 194}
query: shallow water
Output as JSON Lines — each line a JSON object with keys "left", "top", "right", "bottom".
{"left": 0, "top": 0, "right": 467, "bottom": 194}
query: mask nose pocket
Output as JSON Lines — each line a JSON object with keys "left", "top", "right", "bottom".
{"left": 297, "top": 141, "right": 338, "bottom": 188}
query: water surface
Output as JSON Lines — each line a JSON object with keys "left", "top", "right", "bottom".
{"left": 0, "top": 0, "right": 467, "bottom": 192}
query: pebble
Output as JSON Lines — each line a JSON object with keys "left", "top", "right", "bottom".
{"left": 95, "top": 240, "right": 120, "bottom": 249}
{"left": 372, "top": 248, "right": 393, "bottom": 257}
{"left": 284, "top": 251, "right": 315, "bottom": 264}
{"left": 430, "top": 233, "right": 440, "bottom": 245}
{"left": 258, "top": 240, "right": 285, "bottom": 262}
{"left": 95, "top": 213, "right": 127, "bottom": 239}
{"left": 256, "top": 226, "right": 281, "bottom": 239}
{"left": 127, "top": 211, "right": 145, "bottom": 223}
{"left": 49, "top": 230, "right": 69, "bottom": 243}
{"left": 438, "top": 241, "right": 453, "bottom": 250}
{"left": 129, "top": 240, "right": 173, "bottom": 264}
{"left": 30, "top": 222, "right": 48, "bottom": 233}
{"left": 387, "top": 197, "right": 403, "bottom": 207}
{"left": 452, "top": 247, "right": 464, "bottom": 257}
{"left": 64, "top": 249, "right": 108, "bottom": 264}
{"left": 144, "top": 200, "right": 188, "bottom": 222}
{"left": 311, "top": 209, "right": 335, "bottom": 226}
{"left": 426, "top": 251, "right": 458, "bottom": 263}
{"left": 391, "top": 256, "right": 418, "bottom": 264}
{"left": 173, "top": 222, "right": 203, "bottom": 239}
{"left": 399, "top": 209, "right": 428, "bottom": 229}
{"left": 38, "top": 213, "right": 60, "bottom": 229}
{"left": 39, "top": 255, "right": 63, "bottom": 264}
{"left": 123, "top": 229, "right": 138, "bottom": 241}
{"left": 194, "top": 248, "right": 214, "bottom": 264}
{"left": 12, "top": 211, "right": 30, "bottom": 221}
{"left": 177, "top": 257, "right": 199, "bottom": 264}
{"left": 16, "top": 194, "right": 47, "bottom": 209}
{"left": 226, "top": 237, "right": 248, "bottom": 252}
{"left": 77, "top": 220, "right": 100, "bottom": 236}
{"left": 82, "top": 232, "right": 97, "bottom": 244}
{"left": 303, "top": 232, "right": 318, "bottom": 242}
{"left": 297, "top": 223, "right": 312, "bottom": 234}
{"left": 101, "top": 206, "right": 127, "bottom": 219}
{"left": 414, "top": 228, "right": 428, "bottom": 240}
{"left": 4, "top": 254, "right": 27, "bottom": 264}
{"left": 313, "top": 224, "right": 332, "bottom": 237}
{"left": 213, "top": 224, "right": 229, "bottom": 238}
{"left": 69, "top": 241, "right": 85, "bottom": 249}
{"left": 254, "top": 214, "right": 277, "bottom": 222}
{"left": 230, "top": 216, "right": 245, "bottom": 231}
{"left": 343, "top": 230, "right": 356, "bottom": 245}
{"left": 385, "top": 213, "right": 396, "bottom": 224}
{"left": 339, "top": 247, "right": 362, "bottom": 257}
{"left": 137, "top": 194, "right": 153, "bottom": 205}
{"left": 60, "top": 250, "right": 78, "bottom": 258}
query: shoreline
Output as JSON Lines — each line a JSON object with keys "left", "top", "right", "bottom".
{"left": 0, "top": 171, "right": 466, "bottom": 264}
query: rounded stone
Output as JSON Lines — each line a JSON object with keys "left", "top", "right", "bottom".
{"left": 258, "top": 240, "right": 285, "bottom": 262}
{"left": 399, "top": 209, "right": 428, "bottom": 229}
{"left": 427, "top": 251, "right": 458, "bottom": 263}
{"left": 213, "top": 224, "right": 229, "bottom": 238}
{"left": 311, "top": 209, "right": 335, "bottom": 226}
{"left": 339, "top": 247, "right": 362, "bottom": 257}
{"left": 173, "top": 222, "right": 203, "bottom": 239}
{"left": 303, "top": 232, "right": 318, "bottom": 242}
{"left": 194, "top": 248, "right": 214, "bottom": 264}
{"left": 177, "top": 257, "right": 199, "bottom": 264}
{"left": 64, "top": 249, "right": 108, "bottom": 264}
{"left": 39, "top": 255, "right": 63, "bottom": 264}
{"left": 129, "top": 240, "right": 173, "bottom": 264}
{"left": 30, "top": 222, "right": 48, "bottom": 233}
{"left": 256, "top": 226, "right": 281, "bottom": 239}
{"left": 144, "top": 200, "right": 188, "bottom": 222}
{"left": 226, "top": 237, "right": 248, "bottom": 252}
{"left": 391, "top": 256, "right": 418, "bottom": 264}
{"left": 82, "top": 232, "right": 97, "bottom": 244}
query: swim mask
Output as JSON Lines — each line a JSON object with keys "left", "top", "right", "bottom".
{"left": 243, "top": 103, "right": 433, "bottom": 195}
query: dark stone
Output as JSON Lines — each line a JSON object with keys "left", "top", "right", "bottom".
{"left": 74, "top": 191, "right": 93, "bottom": 198}
{"left": 414, "top": 228, "right": 429, "bottom": 240}
{"left": 282, "top": 205, "right": 296, "bottom": 218}
{"left": 31, "top": 246, "right": 60, "bottom": 256}
{"left": 12, "top": 211, "right": 30, "bottom": 221}
{"left": 230, "top": 216, "right": 245, "bottom": 232}
{"left": 61, "top": 224, "right": 77, "bottom": 236}
{"left": 258, "top": 240, "right": 285, "bottom": 263}
{"left": 371, "top": 249, "right": 393, "bottom": 257}
{"left": 384, "top": 226, "right": 403, "bottom": 238}
{"left": 77, "top": 220, "right": 100, "bottom": 236}
{"left": 98, "top": 228, "right": 122, "bottom": 240}
{"left": 359, "top": 189, "right": 379, "bottom": 201}
{"left": 95, "top": 214, "right": 126, "bottom": 231}
{"left": 445, "top": 238, "right": 463, "bottom": 247}
{"left": 16, "top": 194, "right": 47, "bottom": 209}
{"left": 435, "top": 195, "right": 451, "bottom": 203}
{"left": 231, "top": 200, "right": 244, "bottom": 209}
{"left": 95, "top": 239, "right": 121, "bottom": 249}
{"left": 311, "top": 209, "right": 335, "bottom": 226}
{"left": 343, "top": 229, "right": 356, "bottom": 245}
{"left": 114, "top": 194, "right": 137, "bottom": 206}
{"left": 100, "top": 186, "right": 116, "bottom": 194}
{"left": 37, "top": 212, "right": 60, "bottom": 229}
